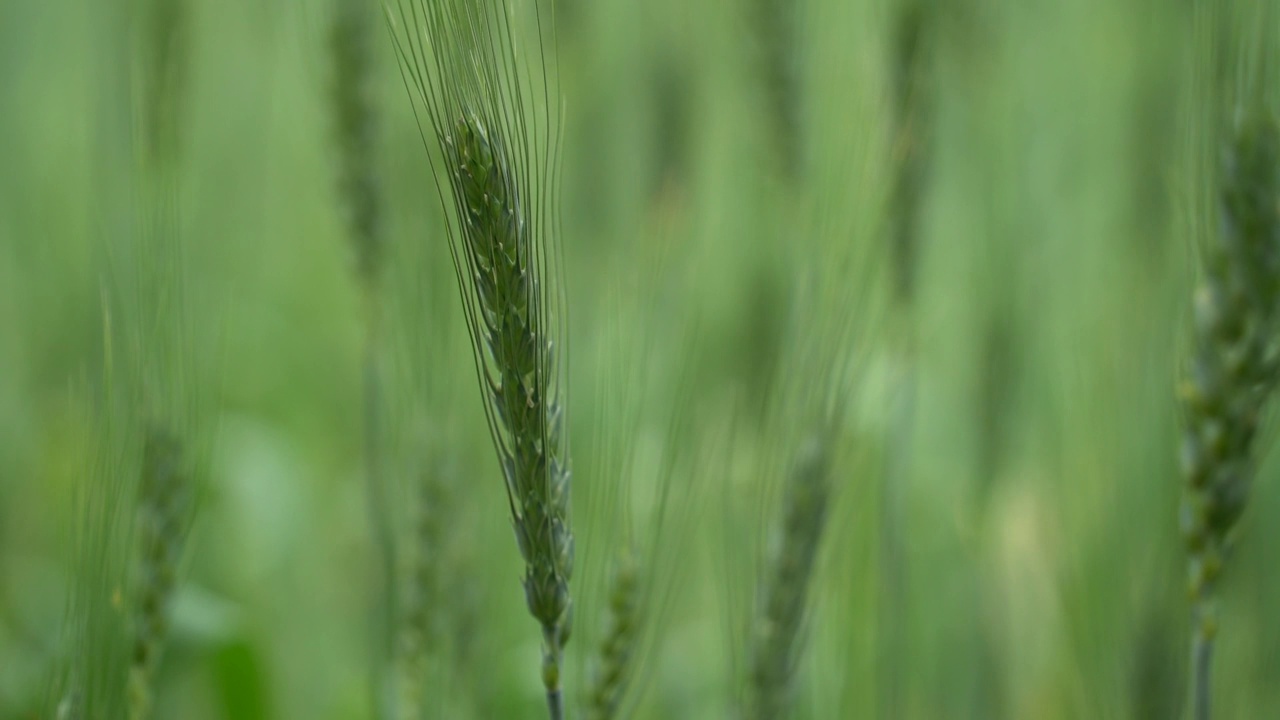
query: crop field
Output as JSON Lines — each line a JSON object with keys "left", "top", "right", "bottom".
{"left": 1, "top": 0, "right": 1279, "bottom": 718}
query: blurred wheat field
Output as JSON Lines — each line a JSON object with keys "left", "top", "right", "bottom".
{"left": 2, "top": 0, "right": 1280, "bottom": 718}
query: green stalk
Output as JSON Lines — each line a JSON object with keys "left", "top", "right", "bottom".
{"left": 880, "top": 2, "right": 932, "bottom": 716}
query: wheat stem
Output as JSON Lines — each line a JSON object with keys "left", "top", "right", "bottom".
{"left": 1191, "top": 603, "right": 1214, "bottom": 720}
{"left": 880, "top": 3, "right": 932, "bottom": 716}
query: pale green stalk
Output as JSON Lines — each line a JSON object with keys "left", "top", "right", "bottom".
{"left": 880, "top": 2, "right": 933, "bottom": 717}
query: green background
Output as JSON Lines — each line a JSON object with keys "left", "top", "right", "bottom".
{"left": 1, "top": 0, "right": 1278, "bottom": 718}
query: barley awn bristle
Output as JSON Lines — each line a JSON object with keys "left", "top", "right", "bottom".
{"left": 1179, "top": 113, "right": 1280, "bottom": 720}
{"left": 747, "top": 436, "right": 832, "bottom": 720}
{"left": 387, "top": 2, "right": 573, "bottom": 717}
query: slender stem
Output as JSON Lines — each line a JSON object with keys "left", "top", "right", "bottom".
{"left": 363, "top": 294, "right": 397, "bottom": 720}
{"left": 546, "top": 688, "right": 564, "bottom": 720}
{"left": 878, "top": 327, "right": 912, "bottom": 720}
{"left": 1191, "top": 597, "right": 1213, "bottom": 720}
{"left": 544, "top": 636, "right": 564, "bottom": 720}
{"left": 881, "top": 0, "right": 930, "bottom": 708}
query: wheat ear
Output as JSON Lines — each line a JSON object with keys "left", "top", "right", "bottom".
{"left": 397, "top": 452, "right": 449, "bottom": 720}
{"left": 387, "top": 2, "right": 573, "bottom": 717}
{"left": 450, "top": 108, "right": 574, "bottom": 720}
{"left": 749, "top": 0, "right": 801, "bottom": 180}
{"left": 127, "top": 0, "right": 194, "bottom": 715}
{"left": 747, "top": 436, "right": 832, "bottom": 720}
{"left": 128, "top": 425, "right": 190, "bottom": 720}
{"left": 1180, "top": 113, "right": 1280, "bottom": 720}
{"left": 585, "top": 549, "right": 641, "bottom": 720}
{"left": 887, "top": 0, "right": 932, "bottom": 308}
{"left": 331, "top": 0, "right": 384, "bottom": 288}
{"left": 329, "top": 1, "right": 399, "bottom": 717}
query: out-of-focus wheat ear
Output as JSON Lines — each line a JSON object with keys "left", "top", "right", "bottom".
{"left": 1179, "top": 112, "right": 1280, "bottom": 720}
{"left": 749, "top": 0, "right": 802, "bottom": 181}
{"left": 397, "top": 454, "right": 449, "bottom": 720}
{"left": 331, "top": 0, "right": 383, "bottom": 289}
{"left": 887, "top": 0, "right": 933, "bottom": 309}
{"left": 746, "top": 436, "right": 832, "bottom": 720}
{"left": 585, "top": 549, "right": 641, "bottom": 720}
{"left": 128, "top": 425, "right": 190, "bottom": 720}
{"left": 331, "top": 1, "right": 397, "bottom": 717}
{"left": 139, "top": 0, "right": 188, "bottom": 172}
